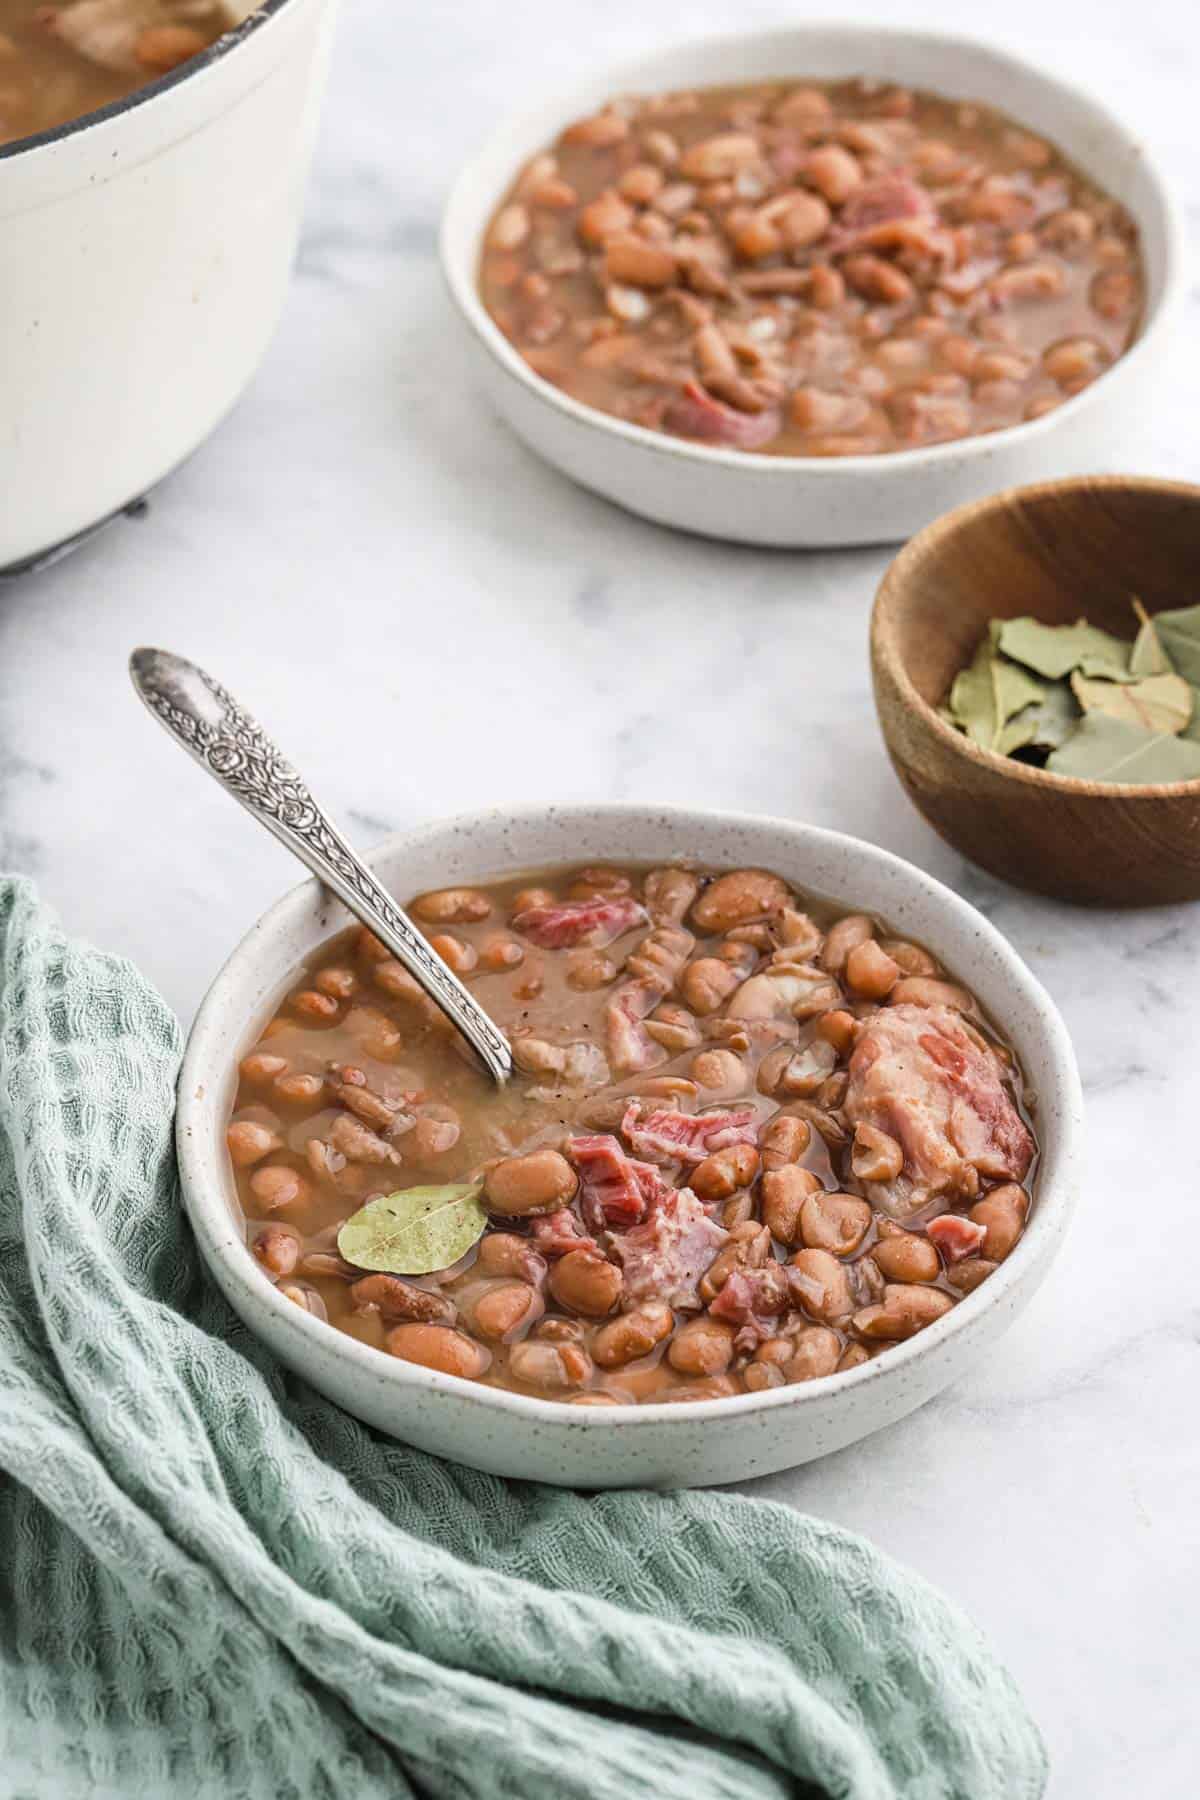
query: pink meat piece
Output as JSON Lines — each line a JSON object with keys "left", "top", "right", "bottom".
{"left": 569, "top": 1133, "right": 669, "bottom": 1232}
{"left": 512, "top": 896, "right": 647, "bottom": 949}
{"left": 708, "top": 1265, "right": 790, "bottom": 1346}
{"left": 845, "top": 1004, "right": 1035, "bottom": 1220}
{"left": 614, "top": 1187, "right": 729, "bottom": 1311}
{"left": 621, "top": 1101, "right": 759, "bottom": 1167}
{"left": 662, "top": 381, "right": 783, "bottom": 451}
{"left": 605, "top": 977, "right": 669, "bottom": 1078}
{"left": 838, "top": 172, "right": 933, "bottom": 233}
{"left": 926, "top": 1214, "right": 988, "bottom": 1264}
{"left": 527, "top": 1208, "right": 600, "bottom": 1258}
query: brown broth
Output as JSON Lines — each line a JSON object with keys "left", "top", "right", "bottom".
{"left": 229, "top": 862, "right": 1039, "bottom": 1406}
{"left": 479, "top": 78, "right": 1143, "bottom": 457}
{"left": 0, "top": 0, "right": 231, "bottom": 145}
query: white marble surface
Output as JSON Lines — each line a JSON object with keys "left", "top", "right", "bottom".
{"left": 2, "top": 0, "right": 1198, "bottom": 1791}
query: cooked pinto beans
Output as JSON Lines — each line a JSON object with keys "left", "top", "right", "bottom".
{"left": 480, "top": 80, "right": 1142, "bottom": 458}
{"left": 229, "top": 860, "right": 1037, "bottom": 1404}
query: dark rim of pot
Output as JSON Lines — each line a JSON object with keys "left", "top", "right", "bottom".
{"left": 0, "top": 0, "right": 292, "bottom": 163}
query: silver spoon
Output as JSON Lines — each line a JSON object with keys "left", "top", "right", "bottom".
{"left": 129, "top": 647, "right": 513, "bottom": 1087}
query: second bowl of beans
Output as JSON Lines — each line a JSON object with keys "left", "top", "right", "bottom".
{"left": 441, "top": 23, "right": 1182, "bottom": 546}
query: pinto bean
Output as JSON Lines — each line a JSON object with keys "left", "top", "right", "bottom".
{"left": 819, "top": 915, "right": 875, "bottom": 975}
{"left": 592, "top": 1302, "right": 674, "bottom": 1368}
{"left": 804, "top": 144, "right": 862, "bottom": 204}
{"left": 844, "top": 939, "right": 900, "bottom": 1000}
{"left": 227, "top": 1120, "right": 282, "bottom": 1167}
{"left": 679, "top": 132, "right": 760, "bottom": 181}
{"left": 476, "top": 1234, "right": 547, "bottom": 1286}
{"left": 969, "top": 1184, "right": 1028, "bottom": 1261}
{"left": 562, "top": 111, "right": 628, "bottom": 147}
{"left": 761, "top": 1165, "right": 822, "bottom": 1247}
{"left": 759, "top": 1113, "right": 812, "bottom": 1170}
{"left": 485, "top": 1150, "right": 578, "bottom": 1217}
{"left": 679, "top": 956, "right": 742, "bottom": 1015}
{"left": 351, "top": 1275, "right": 457, "bottom": 1324}
{"left": 292, "top": 989, "right": 339, "bottom": 1021}
{"left": 852, "top": 1283, "right": 954, "bottom": 1340}
{"left": 667, "top": 1315, "right": 736, "bottom": 1376}
{"left": 567, "top": 950, "right": 617, "bottom": 990}
{"left": 473, "top": 1281, "right": 543, "bottom": 1339}
{"left": 788, "top": 1248, "right": 853, "bottom": 1321}
{"left": 548, "top": 1251, "right": 624, "bottom": 1317}
{"left": 798, "top": 1191, "right": 872, "bottom": 1257}
{"left": 413, "top": 887, "right": 491, "bottom": 925}
{"left": 429, "top": 933, "right": 478, "bottom": 976}
{"left": 871, "top": 1225, "right": 940, "bottom": 1284}
{"left": 690, "top": 1048, "right": 745, "bottom": 1093}
{"left": 787, "top": 1325, "right": 841, "bottom": 1382}
{"left": 252, "top": 1225, "right": 300, "bottom": 1276}
{"left": 691, "top": 869, "right": 791, "bottom": 933}
{"left": 851, "top": 1123, "right": 905, "bottom": 1184}
{"left": 387, "top": 1324, "right": 491, "bottom": 1379}
{"left": 249, "top": 1165, "right": 311, "bottom": 1212}
{"left": 240, "top": 1051, "right": 289, "bottom": 1084}
{"left": 878, "top": 939, "right": 938, "bottom": 978}
{"left": 691, "top": 1143, "right": 760, "bottom": 1202}
{"left": 412, "top": 1116, "right": 461, "bottom": 1159}
{"left": 578, "top": 191, "right": 635, "bottom": 246}
{"left": 838, "top": 1343, "right": 871, "bottom": 1372}
{"left": 815, "top": 1009, "right": 856, "bottom": 1055}
{"left": 844, "top": 256, "right": 915, "bottom": 306}
{"left": 947, "top": 1256, "right": 999, "bottom": 1294}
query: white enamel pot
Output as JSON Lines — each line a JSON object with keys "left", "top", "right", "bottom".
{"left": 178, "top": 805, "right": 1083, "bottom": 1490}
{"left": 0, "top": 0, "right": 336, "bottom": 570}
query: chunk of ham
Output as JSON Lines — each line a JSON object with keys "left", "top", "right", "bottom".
{"left": 836, "top": 173, "right": 934, "bottom": 234}
{"left": 605, "top": 976, "right": 670, "bottom": 1077}
{"left": 621, "top": 1101, "right": 759, "bottom": 1166}
{"left": 512, "top": 896, "right": 647, "bottom": 949}
{"left": 707, "top": 1264, "right": 790, "bottom": 1345}
{"left": 527, "top": 1209, "right": 600, "bottom": 1258}
{"left": 926, "top": 1214, "right": 988, "bottom": 1264}
{"left": 662, "top": 380, "right": 783, "bottom": 451}
{"left": 570, "top": 1133, "right": 669, "bottom": 1231}
{"left": 844, "top": 1004, "right": 1034, "bottom": 1219}
{"left": 614, "top": 1188, "right": 729, "bottom": 1310}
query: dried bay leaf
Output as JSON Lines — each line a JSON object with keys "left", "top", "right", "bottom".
{"left": 1129, "top": 598, "right": 1171, "bottom": 677}
{"left": 1150, "top": 602, "right": 1200, "bottom": 687}
{"left": 948, "top": 635, "right": 1044, "bottom": 749}
{"left": 997, "top": 616, "right": 1131, "bottom": 680}
{"left": 337, "top": 1180, "right": 487, "bottom": 1274}
{"left": 1069, "top": 669, "right": 1193, "bottom": 736}
{"left": 1046, "top": 713, "right": 1200, "bottom": 784}
{"left": 996, "top": 681, "right": 1079, "bottom": 756}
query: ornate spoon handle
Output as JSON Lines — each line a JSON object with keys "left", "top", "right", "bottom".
{"left": 129, "top": 648, "right": 513, "bottom": 1087}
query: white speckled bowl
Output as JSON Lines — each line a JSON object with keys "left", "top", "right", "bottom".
{"left": 179, "top": 805, "right": 1082, "bottom": 1488}
{"left": 440, "top": 24, "right": 1183, "bottom": 548}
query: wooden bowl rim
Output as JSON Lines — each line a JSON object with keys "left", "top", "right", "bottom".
{"left": 872, "top": 473, "right": 1200, "bottom": 801}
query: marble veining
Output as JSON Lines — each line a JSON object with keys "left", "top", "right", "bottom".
{"left": 0, "top": 0, "right": 1197, "bottom": 1792}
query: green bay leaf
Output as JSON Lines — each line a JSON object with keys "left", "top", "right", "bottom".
{"left": 1046, "top": 712, "right": 1200, "bottom": 784}
{"left": 948, "top": 634, "right": 1045, "bottom": 750}
{"left": 1129, "top": 598, "right": 1171, "bottom": 677}
{"left": 996, "top": 680, "right": 1079, "bottom": 755}
{"left": 337, "top": 1180, "right": 487, "bottom": 1275}
{"left": 997, "top": 616, "right": 1131, "bottom": 680}
{"left": 1069, "top": 669, "right": 1193, "bottom": 736}
{"left": 1151, "top": 602, "right": 1200, "bottom": 687}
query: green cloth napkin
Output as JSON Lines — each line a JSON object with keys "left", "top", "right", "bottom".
{"left": 0, "top": 878, "right": 1046, "bottom": 1800}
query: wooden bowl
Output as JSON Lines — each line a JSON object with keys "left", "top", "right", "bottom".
{"left": 871, "top": 475, "right": 1200, "bottom": 906}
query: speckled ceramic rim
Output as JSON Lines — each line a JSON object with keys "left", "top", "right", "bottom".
{"left": 873, "top": 472, "right": 1200, "bottom": 798}
{"left": 179, "top": 804, "right": 1083, "bottom": 1435}
{"left": 441, "top": 21, "right": 1185, "bottom": 480}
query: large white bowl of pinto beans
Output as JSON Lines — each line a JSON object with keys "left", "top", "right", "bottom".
{"left": 179, "top": 806, "right": 1083, "bottom": 1489}
{"left": 440, "top": 25, "right": 1182, "bottom": 547}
